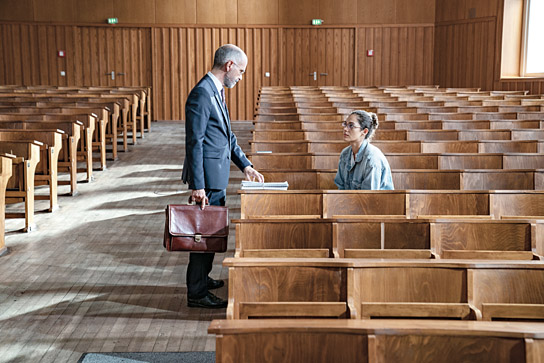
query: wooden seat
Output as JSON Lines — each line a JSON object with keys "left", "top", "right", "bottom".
{"left": 430, "top": 219, "right": 543, "bottom": 260}
{"left": 226, "top": 258, "right": 349, "bottom": 319}
{"left": 471, "top": 268, "right": 544, "bottom": 321}
{"left": 491, "top": 191, "right": 544, "bottom": 219}
{"left": 0, "top": 141, "right": 41, "bottom": 231}
{"left": 0, "top": 153, "right": 14, "bottom": 255}
{"left": 0, "top": 130, "right": 63, "bottom": 212}
{"left": 234, "top": 218, "right": 333, "bottom": 258}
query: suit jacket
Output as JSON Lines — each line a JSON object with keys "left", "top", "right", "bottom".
{"left": 182, "top": 74, "right": 251, "bottom": 190}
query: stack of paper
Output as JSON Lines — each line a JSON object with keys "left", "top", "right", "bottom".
{"left": 241, "top": 180, "right": 289, "bottom": 190}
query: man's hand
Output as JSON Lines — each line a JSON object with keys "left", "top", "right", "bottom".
{"left": 190, "top": 189, "right": 208, "bottom": 209}
{"left": 243, "top": 166, "right": 264, "bottom": 183}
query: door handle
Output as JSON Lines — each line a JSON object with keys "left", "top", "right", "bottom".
{"left": 105, "top": 71, "right": 115, "bottom": 80}
{"left": 320, "top": 73, "right": 328, "bottom": 76}
{"left": 117, "top": 72, "right": 126, "bottom": 76}
{"left": 308, "top": 71, "right": 317, "bottom": 81}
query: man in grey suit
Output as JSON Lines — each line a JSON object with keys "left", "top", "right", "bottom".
{"left": 182, "top": 44, "right": 263, "bottom": 308}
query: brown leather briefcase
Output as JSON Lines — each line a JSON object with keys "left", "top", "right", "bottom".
{"left": 163, "top": 204, "right": 229, "bottom": 252}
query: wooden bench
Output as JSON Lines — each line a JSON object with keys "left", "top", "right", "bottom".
{"left": 471, "top": 268, "right": 544, "bottom": 321}
{"left": 253, "top": 128, "right": 544, "bottom": 142}
{"left": 259, "top": 169, "right": 544, "bottom": 190}
{"left": 240, "top": 190, "right": 544, "bottom": 220}
{"left": 234, "top": 217, "right": 542, "bottom": 260}
{"left": 350, "top": 262, "right": 477, "bottom": 320}
{"left": 234, "top": 218, "right": 333, "bottom": 258}
{"left": 0, "top": 141, "right": 41, "bottom": 231}
{"left": 0, "top": 153, "right": 14, "bottom": 255}
{"left": 209, "top": 319, "right": 544, "bottom": 363}
{"left": 0, "top": 97, "right": 120, "bottom": 159}
{"left": 226, "top": 258, "right": 350, "bottom": 319}
{"left": 251, "top": 152, "right": 544, "bottom": 171}
{"left": 430, "top": 219, "right": 543, "bottom": 260}
{"left": 251, "top": 139, "right": 543, "bottom": 154}
{"left": 0, "top": 130, "right": 63, "bottom": 212}
{"left": 224, "top": 258, "right": 544, "bottom": 321}
{"left": 0, "top": 89, "right": 131, "bottom": 151}
{"left": 14, "top": 105, "right": 109, "bottom": 169}
{"left": 0, "top": 113, "right": 96, "bottom": 182}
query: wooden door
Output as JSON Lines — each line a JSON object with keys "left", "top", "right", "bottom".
{"left": 316, "top": 28, "right": 356, "bottom": 86}
{"left": 282, "top": 27, "right": 355, "bottom": 87}
{"left": 76, "top": 26, "right": 151, "bottom": 87}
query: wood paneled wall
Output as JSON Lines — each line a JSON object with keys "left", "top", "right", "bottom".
{"left": 433, "top": 19, "right": 496, "bottom": 91}
{"left": 357, "top": 26, "right": 434, "bottom": 86}
{"left": 0, "top": 22, "right": 433, "bottom": 120}
{"left": 152, "top": 25, "right": 433, "bottom": 120}
{"left": 0, "top": 0, "right": 435, "bottom": 25}
{"left": 0, "top": 23, "right": 151, "bottom": 87}
{"left": 434, "top": 0, "right": 544, "bottom": 95}
{"left": 151, "top": 27, "right": 279, "bottom": 121}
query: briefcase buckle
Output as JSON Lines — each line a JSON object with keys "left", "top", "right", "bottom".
{"left": 194, "top": 233, "right": 202, "bottom": 243}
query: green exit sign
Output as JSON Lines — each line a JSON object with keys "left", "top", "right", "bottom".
{"left": 107, "top": 18, "right": 118, "bottom": 24}
{"left": 312, "top": 19, "right": 323, "bottom": 26}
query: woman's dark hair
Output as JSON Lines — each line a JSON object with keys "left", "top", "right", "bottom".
{"left": 350, "top": 110, "right": 379, "bottom": 140}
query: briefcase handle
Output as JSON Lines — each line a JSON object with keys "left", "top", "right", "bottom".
{"left": 188, "top": 195, "right": 209, "bottom": 208}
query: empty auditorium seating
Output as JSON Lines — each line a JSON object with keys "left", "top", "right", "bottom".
{"left": 0, "top": 85, "right": 151, "bottom": 232}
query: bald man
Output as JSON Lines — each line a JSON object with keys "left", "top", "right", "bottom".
{"left": 182, "top": 44, "right": 263, "bottom": 308}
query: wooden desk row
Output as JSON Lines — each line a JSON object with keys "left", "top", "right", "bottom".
{"left": 258, "top": 168, "right": 544, "bottom": 190}
{"left": 256, "top": 108, "right": 544, "bottom": 122}
{"left": 253, "top": 119, "right": 544, "bottom": 131}
{"left": 209, "top": 319, "right": 544, "bottom": 363}
{"left": 249, "top": 152, "right": 544, "bottom": 170}
{"left": 239, "top": 189, "right": 544, "bottom": 220}
{"left": 224, "top": 258, "right": 544, "bottom": 322}
{"left": 250, "top": 139, "right": 544, "bottom": 154}
{"left": 251, "top": 128, "right": 544, "bottom": 141}
{"left": 234, "top": 217, "right": 543, "bottom": 260}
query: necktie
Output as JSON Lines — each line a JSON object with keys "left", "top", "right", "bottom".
{"left": 220, "top": 88, "right": 227, "bottom": 109}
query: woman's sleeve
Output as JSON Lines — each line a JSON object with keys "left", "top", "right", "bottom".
{"left": 360, "top": 163, "right": 383, "bottom": 190}
{"left": 334, "top": 158, "right": 345, "bottom": 190}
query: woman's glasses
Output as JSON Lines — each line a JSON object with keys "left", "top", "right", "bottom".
{"left": 341, "top": 122, "right": 361, "bottom": 130}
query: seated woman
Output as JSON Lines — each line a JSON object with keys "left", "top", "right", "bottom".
{"left": 334, "top": 110, "right": 394, "bottom": 190}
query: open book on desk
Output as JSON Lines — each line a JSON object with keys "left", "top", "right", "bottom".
{"left": 241, "top": 180, "right": 289, "bottom": 190}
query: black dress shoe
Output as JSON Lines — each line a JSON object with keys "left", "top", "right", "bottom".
{"left": 207, "top": 277, "right": 225, "bottom": 290}
{"left": 187, "top": 292, "right": 227, "bottom": 309}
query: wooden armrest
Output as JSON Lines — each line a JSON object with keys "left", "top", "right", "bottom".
{"left": 441, "top": 250, "right": 535, "bottom": 260}
{"left": 246, "top": 215, "right": 322, "bottom": 219}
{"left": 344, "top": 249, "right": 432, "bottom": 259}
{"left": 361, "top": 302, "right": 472, "bottom": 319}
{"left": 482, "top": 303, "right": 544, "bottom": 321}
{"left": 416, "top": 215, "right": 493, "bottom": 219}
{"left": 500, "top": 215, "right": 544, "bottom": 220}
{"left": 242, "top": 249, "right": 330, "bottom": 258}
{"left": 332, "top": 215, "right": 407, "bottom": 219}
{"left": 239, "top": 302, "right": 347, "bottom": 319}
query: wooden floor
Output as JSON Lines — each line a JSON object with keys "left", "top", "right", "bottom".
{"left": 0, "top": 121, "right": 251, "bottom": 362}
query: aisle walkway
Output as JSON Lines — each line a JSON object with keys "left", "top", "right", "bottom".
{"left": 0, "top": 121, "right": 249, "bottom": 362}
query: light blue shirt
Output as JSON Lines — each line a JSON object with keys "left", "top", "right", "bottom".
{"left": 334, "top": 140, "right": 394, "bottom": 190}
